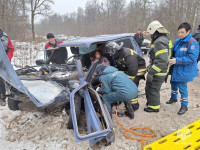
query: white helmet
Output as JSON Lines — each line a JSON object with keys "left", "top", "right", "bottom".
{"left": 104, "top": 41, "right": 123, "bottom": 55}
{"left": 147, "top": 20, "right": 169, "bottom": 35}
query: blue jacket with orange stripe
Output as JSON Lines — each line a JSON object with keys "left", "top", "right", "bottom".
{"left": 171, "top": 34, "right": 199, "bottom": 82}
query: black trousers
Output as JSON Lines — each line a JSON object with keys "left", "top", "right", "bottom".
{"left": 145, "top": 76, "right": 165, "bottom": 109}
{"left": 133, "top": 76, "right": 144, "bottom": 87}
{"left": 0, "top": 77, "right": 6, "bottom": 98}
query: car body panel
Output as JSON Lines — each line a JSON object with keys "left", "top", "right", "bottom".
{"left": 70, "top": 60, "right": 114, "bottom": 147}
{"left": 0, "top": 41, "right": 69, "bottom": 107}
{"left": 58, "top": 34, "right": 143, "bottom": 56}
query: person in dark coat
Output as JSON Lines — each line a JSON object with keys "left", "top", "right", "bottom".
{"left": 95, "top": 64, "right": 138, "bottom": 119}
{"left": 45, "top": 33, "right": 68, "bottom": 64}
{"left": 0, "top": 28, "right": 14, "bottom": 106}
{"left": 192, "top": 24, "right": 200, "bottom": 63}
{"left": 134, "top": 29, "right": 144, "bottom": 48}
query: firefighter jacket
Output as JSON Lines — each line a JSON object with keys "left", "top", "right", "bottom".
{"left": 114, "top": 47, "right": 146, "bottom": 80}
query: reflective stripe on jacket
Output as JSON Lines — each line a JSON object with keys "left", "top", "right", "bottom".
{"left": 148, "top": 35, "right": 172, "bottom": 77}
{"left": 114, "top": 48, "right": 146, "bottom": 80}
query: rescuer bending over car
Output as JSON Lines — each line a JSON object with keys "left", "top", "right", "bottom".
{"left": 95, "top": 64, "right": 138, "bottom": 119}
{"left": 104, "top": 41, "right": 146, "bottom": 111}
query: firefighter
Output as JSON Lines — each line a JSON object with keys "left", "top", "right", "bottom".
{"left": 104, "top": 41, "right": 146, "bottom": 111}
{"left": 0, "top": 28, "right": 14, "bottom": 106}
{"left": 144, "top": 20, "right": 172, "bottom": 112}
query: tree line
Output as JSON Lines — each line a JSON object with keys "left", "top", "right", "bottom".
{"left": 36, "top": 0, "right": 200, "bottom": 41}
{"left": 0, "top": 0, "right": 200, "bottom": 41}
{"left": 0, "top": 0, "right": 54, "bottom": 41}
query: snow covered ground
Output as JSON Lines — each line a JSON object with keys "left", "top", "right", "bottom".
{"left": 12, "top": 42, "right": 46, "bottom": 68}
{"left": 12, "top": 41, "right": 73, "bottom": 68}
{"left": 0, "top": 42, "right": 200, "bottom": 150}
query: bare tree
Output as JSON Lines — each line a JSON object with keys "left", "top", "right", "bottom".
{"left": 28, "top": 0, "right": 54, "bottom": 40}
{"left": 35, "top": 0, "right": 200, "bottom": 41}
{"left": 1, "top": 0, "right": 8, "bottom": 30}
{"left": 0, "top": 0, "right": 29, "bottom": 40}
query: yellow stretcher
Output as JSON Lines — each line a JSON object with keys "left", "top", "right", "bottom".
{"left": 144, "top": 120, "right": 200, "bottom": 150}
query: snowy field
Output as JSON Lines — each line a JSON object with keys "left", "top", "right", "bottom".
{"left": 0, "top": 42, "right": 200, "bottom": 150}
{"left": 12, "top": 41, "right": 73, "bottom": 69}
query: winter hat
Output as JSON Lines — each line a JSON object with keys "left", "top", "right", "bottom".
{"left": 46, "top": 33, "right": 55, "bottom": 39}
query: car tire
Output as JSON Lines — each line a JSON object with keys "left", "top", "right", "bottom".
{"left": 8, "top": 98, "right": 20, "bottom": 111}
{"left": 67, "top": 94, "right": 82, "bottom": 130}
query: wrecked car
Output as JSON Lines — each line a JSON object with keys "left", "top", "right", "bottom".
{"left": 0, "top": 33, "right": 143, "bottom": 147}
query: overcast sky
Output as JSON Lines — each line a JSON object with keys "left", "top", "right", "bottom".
{"left": 51, "top": 0, "right": 89, "bottom": 15}
{"left": 51, "top": 0, "right": 132, "bottom": 14}
{"left": 36, "top": 0, "right": 131, "bottom": 22}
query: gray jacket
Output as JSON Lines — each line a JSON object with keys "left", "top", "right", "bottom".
{"left": 0, "top": 32, "right": 9, "bottom": 53}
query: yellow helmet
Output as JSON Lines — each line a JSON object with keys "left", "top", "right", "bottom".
{"left": 147, "top": 20, "right": 169, "bottom": 35}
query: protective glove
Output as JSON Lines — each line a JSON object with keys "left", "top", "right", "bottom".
{"left": 147, "top": 73, "right": 153, "bottom": 83}
{"left": 169, "top": 58, "right": 176, "bottom": 65}
{"left": 96, "top": 87, "right": 100, "bottom": 92}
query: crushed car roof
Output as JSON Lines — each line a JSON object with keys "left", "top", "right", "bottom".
{"left": 58, "top": 34, "right": 134, "bottom": 48}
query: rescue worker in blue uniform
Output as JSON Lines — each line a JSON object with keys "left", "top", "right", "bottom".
{"left": 95, "top": 64, "right": 138, "bottom": 119}
{"left": 145, "top": 20, "right": 172, "bottom": 112}
{"left": 167, "top": 22, "right": 199, "bottom": 115}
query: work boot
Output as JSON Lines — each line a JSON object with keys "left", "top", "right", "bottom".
{"left": 166, "top": 99, "right": 178, "bottom": 104}
{"left": 0, "top": 98, "right": 6, "bottom": 106}
{"left": 178, "top": 107, "right": 188, "bottom": 115}
{"left": 131, "top": 103, "right": 139, "bottom": 111}
{"left": 124, "top": 102, "right": 134, "bottom": 119}
{"left": 144, "top": 107, "right": 159, "bottom": 113}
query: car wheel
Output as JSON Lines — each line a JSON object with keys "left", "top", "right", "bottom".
{"left": 8, "top": 98, "right": 20, "bottom": 111}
